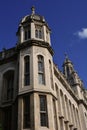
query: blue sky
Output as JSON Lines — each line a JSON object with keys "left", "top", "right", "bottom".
{"left": 0, "top": 0, "right": 87, "bottom": 89}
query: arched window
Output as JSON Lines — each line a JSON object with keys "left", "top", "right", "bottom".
{"left": 35, "top": 29, "right": 38, "bottom": 38}
{"left": 39, "top": 30, "right": 42, "bottom": 39}
{"left": 39, "top": 95, "right": 48, "bottom": 127}
{"left": 35, "top": 25, "right": 43, "bottom": 39}
{"left": 3, "top": 70, "right": 14, "bottom": 101}
{"left": 38, "top": 55, "right": 45, "bottom": 85}
{"left": 24, "top": 26, "right": 31, "bottom": 41}
{"left": 24, "top": 56, "right": 30, "bottom": 86}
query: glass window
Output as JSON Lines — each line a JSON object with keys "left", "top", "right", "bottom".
{"left": 3, "top": 70, "right": 14, "bottom": 101}
{"left": 24, "top": 28, "right": 30, "bottom": 40}
{"left": 35, "top": 25, "right": 43, "bottom": 39}
{"left": 39, "top": 95, "right": 48, "bottom": 127}
{"left": 39, "top": 30, "right": 42, "bottom": 39}
{"left": 35, "top": 29, "right": 38, "bottom": 38}
{"left": 23, "top": 95, "right": 30, "bottom": 128}
{"left": 38, "top": 55, "right": 45, "bottom": 85}
{"left": 24, "top": 56, "right": 30, "bottom": 86}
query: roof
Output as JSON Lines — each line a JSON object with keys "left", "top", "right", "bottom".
{"left": 20, "top": 6, "right": 46, "bottom": 24}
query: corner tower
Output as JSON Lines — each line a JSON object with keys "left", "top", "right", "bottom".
{"left": 63, "top": 55, "right": 84, "bottom": 99}
{"left": 17, "top": 7, "right": 55, "bottom": 130}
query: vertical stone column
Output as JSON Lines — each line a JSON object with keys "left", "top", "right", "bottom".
{"left": 43, "top": 25, "right": 46, "bottom": 42}
{"left": 18, "top": 98, "right": 23, "bottom": 130}
{"left": 60, "top": 90, "right": 64, "bottom": 117}
{"left": 48, "top": 31, "right": 51, "bottom": 45}
{"left": 71, "top": 104, "right": 75, "bottom": 126}
{"left": 67, "top": 100, "right": 71, "bottom": 122}
{"left": 59, "top": 117, "right": 65, "bottom": 130}
{"left": 20, "top": 26, "right": 24, "bottom": 43}
{"left": 31, "top": 22, "right": 35, "bottom": 39}
{"left": 64, "top": 121, "right": 69, "bottom": 130}
{"left": 69, "top": 101, "right": 73, "bottom": 125}
{"left": 33, "top": 93, "right": 40, "bottom": 130}
{"left": 64, "top": 95, "right": 69, "bottom": 121}
{"left": 58, "top": 89, "right": 63, "bottom": 116}
{"left": 79, "top": 104, "right": 87, "bottom": 130}
{"left": 62, "top": 93, "right": 67, "bottom": 119}
{"left": 75, "top": 108, "right": 81, "bottom": 130}
{"left": 64, "top": 96, "right": 70, "bottom": 130}
{"left": 30, "top": 93, "right": 34, "bottom": 130}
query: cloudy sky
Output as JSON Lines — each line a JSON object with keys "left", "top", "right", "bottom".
{"left": 0, "top": 0, "right": 87, "bottom": 88}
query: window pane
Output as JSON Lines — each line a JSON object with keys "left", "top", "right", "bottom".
{"left": 40, "top": 113, "right": 47, "bottom": 126}
{"left": 38, "top": 73, "right": 44, "bottom": 84}
{"left": 38, "top": 62, "right": 43, "bottom": 72}
{"left": 38, "top": 55, "right": 45, "bottom": 85}
{"left": 25, "top": 61, "right": 29, "bottom": 73}
{"left": 28, "top": 30, "right": 30, "bottom": 39}
{"left": 40, "top": 96, "right": 46, "bottom": 111}
{"left": 35, "top": 29, "right": 38, "bottom": 38}
{"left": 39, "top": 30, "right": 42, "bottom": 39}
{"left": 40, "top": 95, "right": 48, "bottom": 127}
{"left": 24, "top": 56, "right": 30, "bottom": 86}
{"left": 24, "top": 31, "right": 27, "bottom": 40}
{"left": 24, "top": 28, "right": 30, "bottom": 40}
{"left": 3, "top": 70, "right": 14, "bottom": 101}
{"left": 23, "top": 96, "right": 30, "bottom": 128}
{"left": 24, "top": 74, "right": 30, "bottom": 86}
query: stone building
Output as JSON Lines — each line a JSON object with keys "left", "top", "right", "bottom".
{"left": 0, "top": 7, "right": 87, "bottom": 130}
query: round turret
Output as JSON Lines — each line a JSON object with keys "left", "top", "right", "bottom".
{"left": 16, "top": 6, "right": 51, "bottom": 45}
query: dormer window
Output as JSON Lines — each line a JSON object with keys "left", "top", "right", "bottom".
{"left": 24, "top": 26, "right": 31, "bottom": 41}
{"left": 35, "top": 25, "right": 43, "bottom": 39}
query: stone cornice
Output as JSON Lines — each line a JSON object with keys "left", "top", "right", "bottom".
{"left": 0, "top": 39, "right": 54, "bottom": 65}
{"left": 17, "top": 39, "right": 54, "bottom": 55}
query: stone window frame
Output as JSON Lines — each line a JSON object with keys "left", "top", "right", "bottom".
{"left": 37, "top": 55, "right": 45, "bottom": 85}
{"left": 24, "top": 55, "right": 30, "bottom": 86}
{"left": 35, "top": 25, "right": 43, "bottom": 39}
{"left": 2, "top": 70, "right": 14, "bottom": 101}
{"left": 39, "top": 95, "right": 48, "bottom": 127}
{"left": 24, "top": 25, "right": 31, "bottom": 41}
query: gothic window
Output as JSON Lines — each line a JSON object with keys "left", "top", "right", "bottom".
{"left": 23, "top": 95, "right": 30, "bottom": 128}
{"left": 38, "top": 55, "right": 45, "bottom": 85}
{"left": 3, "top": 70, "right": 14, "bottom": 101}
{"left": 35, "top": 29, "right": 38, "bottom": 38}
{"left": 24, "top": 26, "right": 30, "bottom": 40}
{"left": 35, "top": 25, "right": 43, "bottom": 39}
{"left": 39, "top": 95, "right": 48, "bottom": 127}
{"left": 39, "top": 30, "right": 42, "bottom": 39}
{"left": 24, "top": 56, "right": 30, "bottom": 86}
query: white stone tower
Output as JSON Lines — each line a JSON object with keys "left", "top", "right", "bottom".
{"left": 16, "top": 7, "right": 57, "bottom": 130}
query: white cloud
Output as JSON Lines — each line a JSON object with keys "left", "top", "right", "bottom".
{"left": 75, "top": 28, "right": 87, "bottom": 39}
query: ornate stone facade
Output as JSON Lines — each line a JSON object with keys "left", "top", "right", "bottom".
{"left": 0, "top": 7, "right": 87, "bottom": 130}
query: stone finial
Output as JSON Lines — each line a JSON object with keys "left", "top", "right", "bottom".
{"left": 31, "top": 6, "right": 35, "bottom": 15}
{"left": 65, "top": 53, "right": 68, "bottom": 60}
